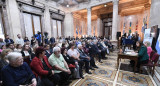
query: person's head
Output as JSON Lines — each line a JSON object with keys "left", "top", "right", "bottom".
{"left": 61, "top": 48, "right": 67, "bottom": 55}
{"left": 32, "top": 44, "right": 39, "bottom": 53}
{"left": 0, "top": 38, "right": 3, "bottom": 42}
{"left": 144, "top": 41, "right": 150, "bottom": 47}
{"left": 93, "top": 40, "right": 98, "bottom": 44}
{"left": 62, "top": 43, "right": 66, "bottom": 48}
{"left": 6, "top": 35, "right": 9, "bottom": 39}
{"left": 16, "top": 44, "right": 22, "bottom": 49}
{"left": 136, "top": 41, "right": 143, "bottom": 47}
{"left": 17, "top": 34, "right": 21, "bottom": 38}
{"left": 53, "top": 47, "right": 61, "bottom": 57}
{"left": 22, "top": 44, "right": 29, "bottom": 51}
{"left": 77, "top": 44, "right": 82, "bottom": 50}
{"left": 7, "top": 52, "right": 23, "bottom": 67}
{"left": 44, "top": 44, "right": 50, "bottom": 50}
{"left": 0, "top": 49, "right": 12, "bottom": 59}
{"left": 69, "top": 43, "right": 75, "bottom": 49}
{"left": 35, "top": 47, "right": 45, "bottom": 58}
{"left": 7, "top": 43, "right": 14, "bottom": 50}
{"left": 1, "top": 45, "right": 6, "bottom": 49}
{"left": 24, "top": 37, "right": 28, "bottom": 40}
{"left": 31, "top": 36, "right": 35, "bottom": 40}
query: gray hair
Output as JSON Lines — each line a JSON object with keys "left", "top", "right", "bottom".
{"left": 77, "top": 44, "right": 82, "bottom": 48}
{"left": 7, "top": 52, "right": 22, "bottom": 62}
{"left": 53, "top": 47, "right": 60, "bottom": 53}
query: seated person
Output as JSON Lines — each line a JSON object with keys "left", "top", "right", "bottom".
{"left": 44, "top": 44, "right": 52, "bottom": 58}
{"left": 97, "top": 39, "right": 107, "bottom": 59}
{"left": 89, "top": 40, "right": 102, "bottom": 63}
{"left": 2, "top": 52, "right": 37, "bottom": 86}
{"left": 82, "top": 42, "right": 98, "bottom": 69}
{"left": 61, "top": 48, "right": 77, "bottom": 78}
{"left": 21, "top": 44, "right": 32, "bottom": 64}
{"left": 77, "top": 44, "right": 92, "bottom": 74}
{"left": 136, "top": 41, "right": 149, "bottom": 71}
{"left": 30, "top": 47, "right": 59, "bottom": 86}
{"left": 130, "top": 41, "right": 149, "bottom": 71}
{"left": 67, "top": 43, "right": 84, "bottom": 79}
{"left": 48, "top": 47, "right": 71, "bottom": 85}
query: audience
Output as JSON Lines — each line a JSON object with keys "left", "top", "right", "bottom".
{"left": 0, "top": 34, "right": 116, "bottom": 85}
{"left": 2, "top": 52, "right": 37, "bottom": 86}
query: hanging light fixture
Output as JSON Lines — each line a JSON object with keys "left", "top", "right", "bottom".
{"left": 104, "top": 4, "right": 107, "bottom": 7}
{"left": 66, "top": 4, "right": 70, "bottom": 7}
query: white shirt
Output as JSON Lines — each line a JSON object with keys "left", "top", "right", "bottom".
{"left": 16, "top": 38, "right": 24, "bottom": 46}
{"left": 67, "top": 49, "right": 79, "bottom": 57}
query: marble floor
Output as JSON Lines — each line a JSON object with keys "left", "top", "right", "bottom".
{"left": 69, "top": 51, "right": 157, "bottom": 86}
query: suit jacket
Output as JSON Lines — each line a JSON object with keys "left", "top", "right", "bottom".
{"left": 89, "top": 44, "right": 100, "bottom": 55}
{"left": 77, "top": 49, "right": 88, "bottom": 59}
{"left": 45, "top": 50, "right": 52, "bottom": 58}
{"left": 5, "top": 39, "right": 14, "bottom": 44}
{"left": 97, "top": 42, "right": 105, "bottom": 50}
{"left": 30, "top": 56, "right": 52, "bottom": 78}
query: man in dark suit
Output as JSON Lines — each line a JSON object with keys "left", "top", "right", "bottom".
{"left": 77, "top": 44, "right": 92, "bottom": 74}
{"left": 50, "top": 37, "right": 55, "bottom": 44}
{"left": 4, "top": 35, "right": 14, "bottom": 44}
{"left": 97, "top": 39, "right": 107, "bottom": 59}
{"left": 89, "top": 40, "right": 102, "bottom": 63}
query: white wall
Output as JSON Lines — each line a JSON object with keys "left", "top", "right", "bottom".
{"left": 149, "top": 0, "right": 160, "bottom": 28}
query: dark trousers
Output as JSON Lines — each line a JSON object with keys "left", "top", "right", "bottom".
{"left": 78, "top": 60, "right": 84, "bottom": 77}
{"left": 41, "top": 74, "right": 60, "bottom": 86}
{"left": 81, "top": 59, "right": 90, "bottom": 73}
{"left": 101, "top": 49, "right": 106, "bottom": 59}
{"left": 90, "top": 56, "right": 96, "bottom": 67}
{"left": 137, "top": 59, "right": 149, "bottom": 69}
{"left": 57, "top": 72, "right": 71, "bottom": 84}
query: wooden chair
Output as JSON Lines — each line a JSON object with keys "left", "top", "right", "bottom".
{"left": 140, "top": 52, "right": 159, "bottom": 76}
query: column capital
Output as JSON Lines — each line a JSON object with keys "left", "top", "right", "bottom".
{"left": 87, "top": 7, "right": 92, "bottom": 11}
{"left": 113, "top": 0, "right": 119, "bottom": 5}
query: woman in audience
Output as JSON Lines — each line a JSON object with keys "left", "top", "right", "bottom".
{"left": 24, "top": 37, "right": 29, "bottom": 42}
{"left": 21, "top": 44, "right": 32, "bottom": 64}
{"left": 67, "top": 43, "right": 84, "bottom": 79}
{"left": 136, "top": 41, "right": 149, "bottom": 71}
{"left": 1, "top": 52, "right": 37, "bottom": 86}
{"left": 14, "top": 44, "right": 22, "bottom": 52}
{"left": 31, "top": 44, "right": 39, "bottom": 59}
{"left": 61, "top": 48, "right": 76, "bottom": 78}
{"left": 0, "top": 45, "right": 6, "bottom": 53}
{"left": 30, "top": 47, "right": 60, "bottom": 86}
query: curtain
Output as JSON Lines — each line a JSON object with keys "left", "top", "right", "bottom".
{"left": 0, "top": 11, "right": 4, "bottom": 39}
{"left": 57, "top": 21, "right": 62, "bottom": 37}
{"left": 33, "top": 15, "right": 41, "bottom": 34}
{"left": 23, "top": 13, "right": 33, "bottom": 40}
{"left": 52, "top": 19, "right": 57, "bottom": 38}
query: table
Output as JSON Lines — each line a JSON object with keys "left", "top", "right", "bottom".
{"left": 117, "top": 53, "right": 138, "bottom": 72}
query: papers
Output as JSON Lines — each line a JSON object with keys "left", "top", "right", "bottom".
{"left": 124, "top": 51, "right": 138, "bottom": 56}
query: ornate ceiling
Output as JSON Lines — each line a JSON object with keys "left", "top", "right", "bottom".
{"left": 73, "top": 0, "right": 151, "bottom": 20}
{"left": 51, "top": 0, "right": 90, "bottom": 7}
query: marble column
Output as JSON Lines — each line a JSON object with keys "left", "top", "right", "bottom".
{"left": 149, "top": 0, "right": 160, "bottom": 28}
{"left": 44, "top": 5, "right": 52, "bottom": 38}
{"left": 112, "top": 0, "right": 119, "bottom": 41}
{"left": 87, "top": 7, "right": 92, "bottom": 36}
{"left": 64, "top": 12, "right": 74, "bottom": 37}
{"left": 97, "top": 18, "right": 103, "bottom": 37}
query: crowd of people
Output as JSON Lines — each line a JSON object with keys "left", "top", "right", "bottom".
{"left": 0, "top": 32, "right": 114, "bottom": 86}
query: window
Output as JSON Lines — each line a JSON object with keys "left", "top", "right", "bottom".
{"left": 23, "top": 13, "right": 42, "bottom": 40}
{"left": 51, "top": 19, "right": 62, "bottom": 38}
